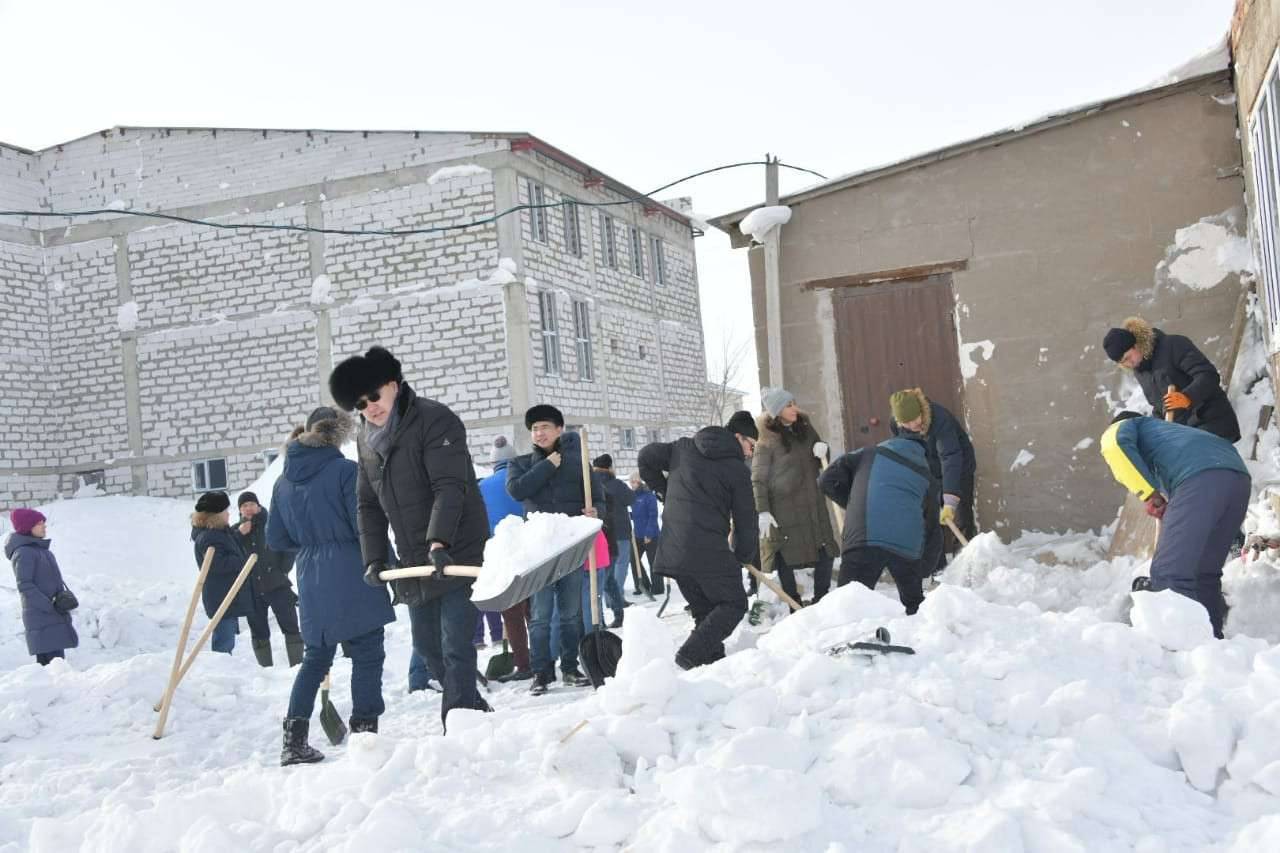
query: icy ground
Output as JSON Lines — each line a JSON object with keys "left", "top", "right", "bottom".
{"left": 4, "top": 496, "right": 1280, "bottom": 850}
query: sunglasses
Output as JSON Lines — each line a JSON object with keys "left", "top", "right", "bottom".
{"left": 354, "top": 390, "right": 382, "bottom": 411}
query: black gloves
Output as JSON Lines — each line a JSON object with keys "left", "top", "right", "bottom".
{"left": 428, "top": 548, "right": 453, "bottom": 580}
{"left": 363, "top": 560, "right": 387, "bottom": 588}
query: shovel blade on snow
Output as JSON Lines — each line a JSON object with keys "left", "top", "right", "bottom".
{"left": 579, "top": 629, "right": 624, "bottom": 688}
{"left": 319, "top": 675, "right": 347, "bottom": 746}
{"left": 485, "top": 640, "right": 515, "bottom": 680}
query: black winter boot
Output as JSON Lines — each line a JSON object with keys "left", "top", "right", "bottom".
{"left": 349, "top": 717, "right": 378, "bottom": 734}
{"left": 252, "top": 639, "right": 273, "bottom": 668}
{"left": 281, "top": 718, "right": 324, "bottom": 767}
{"left": 284, "top": 634, "right": 304, "bottom": 668}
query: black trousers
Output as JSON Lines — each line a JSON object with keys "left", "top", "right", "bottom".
{"left": 838, "top": 546, "right": 925, "bottom": 615}
{"left": 674, "top": 571, "right": 748, "bottom": 667}
{"left": 773, "top": 548, "right": 833, "bottom": 604}
{"left": 640, "top": 537, "right": 665, "bottom": 594}
{"left": 246, "top": 586, "right": 300, "bottom": 641}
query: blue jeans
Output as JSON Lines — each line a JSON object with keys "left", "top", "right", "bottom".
{"left": 606, "top": 543, "right": 631, "bottom": 612}
{"left": 211, "top": 617, "right": 238, "bottom": 654}
{"left": 409, "top": 587, "right": 480, "bottom": 724}
{"left": 409, "top": 650, "right": 433, "bottom": 691}
{"left": 530, "top": 570, "right": 583, "bottom": 677}
{"left": 287, "top": 627, "right": 386, "bottom": 720}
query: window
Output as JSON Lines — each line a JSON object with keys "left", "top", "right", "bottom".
{"left": 262, "top": 449, "right": 280, "bottom": 468}
{"left": 538, "top": 290, "right": 561, "bottom": 375}
{"left": 192, "top": 458, "right": 228, "bottom": 492}
{"left": 639, "top": 344, "right": 647, "bottom": 360}
{"left": 563, "top": 198, "right": 582, "bottom": 257}
{"left": 650, "top": 236, "right": 666, "bottom": 286}
{"left": 629, "top": 226, "right": 645, "bottom": 278}
{"left": 622, "top": 428, "right": 636, "bottom": 450}
{"left": 527, "top": 179, "right": 548, "bottom": 243}
{"left": 610, "top": 337, "right": 619, "bottom": 355}
{"left": 600, "top": 214, "right": 618, "bottom": 269}
{"left": 573, "top": 299, "right": 594, "bottom": 381}
{"left": 1251, "top": 58, "right": 1280, "bottom": 334}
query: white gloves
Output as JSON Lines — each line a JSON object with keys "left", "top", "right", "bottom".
{"left": 812, "top": 441, "right": 828, "bottom": 461}
{"left": 759, "top": 512, "right": 777, "bottom": 538}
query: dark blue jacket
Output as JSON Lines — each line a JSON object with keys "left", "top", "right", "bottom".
{"left": 631, "top": 486, "right": 660, "bottom": 540}
{"left": 506, "top": 430, "right": 605, "bottom": 516}
{"left": 819, "top": 436, "right": 941, "bottom": 562}
{"left": 599, "top": 471, "right": 635, "bottom": 542}
{"left": 191, "top": 519, "right": 256, "bottom": 620}
{"left": 891, "top": 393, "right": 975, "bottom": 498}
{"left": 269, "top": 416, "right": 395, "bottom": 645}
{"left": 6, "top": 534, "right": 79, "bottom": 656}
{"left": 479, "top": 458, "right": 524, "bottom": 534}
{"left": 1100, "top": 416, "right": 1249, "bottom": 500}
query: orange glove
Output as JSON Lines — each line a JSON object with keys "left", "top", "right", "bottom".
{"left": 1163, "top": 390, "right": 1192, "bottom": 412}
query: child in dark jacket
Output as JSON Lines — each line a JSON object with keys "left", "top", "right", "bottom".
{"left": 6, "top": 508, "right": 78, "bottom": 665}
{"left": 191, "top": 491, "right": 256, "bottom": 654}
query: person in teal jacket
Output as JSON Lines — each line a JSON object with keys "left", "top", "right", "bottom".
{"left": 1100, "top": 412, "right": 1250, "bottom": 638}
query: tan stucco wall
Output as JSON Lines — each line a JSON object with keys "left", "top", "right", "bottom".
{"left": 750, "top": 74, "right": 1248, "bottom": 534}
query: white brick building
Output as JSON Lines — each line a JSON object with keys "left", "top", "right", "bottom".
{"left": 0, "top": 128, "right": 707, "bottom": 505}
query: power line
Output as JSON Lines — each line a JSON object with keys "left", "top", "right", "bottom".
{"left": 0, "top": 160, "right": 827, "bottom": 238}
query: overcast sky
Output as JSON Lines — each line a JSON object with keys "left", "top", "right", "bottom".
{"left": 0, "top": 0, "right": 1237, "bottom": 409}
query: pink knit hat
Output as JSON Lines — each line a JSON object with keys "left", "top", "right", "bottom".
{"left": 9, "top": 508, "right": 46, "bottom": 536}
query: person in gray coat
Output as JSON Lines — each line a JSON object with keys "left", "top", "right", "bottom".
{"left": 6, "top": 508, "right": 78, "bottom": 665}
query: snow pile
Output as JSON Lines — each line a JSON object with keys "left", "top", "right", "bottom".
{"left": 473, "top": 513, "right": 602, "bottom": 601}
{"left": 739, "top": 205, "right": 791, "bottom": 242}
{"left": 309, "top": 274, "right": 333, "bottom": 305}
{"left": 115, "top": 301, "right": 139, "bottom": 332}
{"left": 427, "top": 164, "right": 491, "bottom": 185}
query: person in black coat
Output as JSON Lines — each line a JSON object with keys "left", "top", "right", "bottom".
{"left": 594, "top": 453, "right": 637, "bottom": 627}
{"left": 234, "top": 491, "right": 302, "bottom": 668}
{"left": 331, "top": 346, "right": 491, "bottom": 729}
{"left": 190, "top": 491, "right": 256, "bottom": 655}
{"left": 638, "top": 411, "right": 759, "bottom": 670}
{"left": 6, "top": 509, "right": 78, "bottom": 665}
{"left": 889, "top": 388, "right": 976, "bottom": 572}
{"left": 506, "top": 404, "right": 605, "bottom": 695}
{"left": 1104, "top": 316, "right": 1241, "bottom": 443}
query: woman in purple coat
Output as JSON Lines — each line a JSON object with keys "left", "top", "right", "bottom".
{"left": 6, "top": 509, "right": 78, "bottom": 665}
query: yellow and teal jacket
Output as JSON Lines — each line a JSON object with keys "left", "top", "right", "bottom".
{"left": 1100, "top": 416, "right": 1248, "bottom": 500}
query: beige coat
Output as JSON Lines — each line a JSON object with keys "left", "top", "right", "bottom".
{"left": 751, "top": 414, "right": 838, "bottom": 570}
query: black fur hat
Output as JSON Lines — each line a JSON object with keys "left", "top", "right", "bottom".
{"left": 195, "top": 490, "right": 231, "bottom": 514}
{"left": 524, "top": 404, "right": 565, "bottom": 430}
{"left": 329, "top": 346, "right": 404, "bottom": 411}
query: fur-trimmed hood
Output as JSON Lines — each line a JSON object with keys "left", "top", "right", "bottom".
{"left": 190, "top": 511, "right": 229, "bottom": 530}
{"left": 897, "top": 388, "right": 933, "bottom": 434}
{"left": 1122, "top": 316, "right": 1156, "bottom": 362}
{"left": 294, "top": 410, "right": 355, "bottom": 449}
{"left": 756, "top": 412, "right": 817, "bottom": 448}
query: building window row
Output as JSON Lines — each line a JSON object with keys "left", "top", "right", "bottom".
{"left": 1250, "top": 57, "right": 1280, "bottom": 335}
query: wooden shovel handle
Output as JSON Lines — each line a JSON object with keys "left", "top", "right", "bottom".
{"left": 945, "top": 518, "right": 969, "bottom": 547}
{"left": 378, "top": 565, "right": 482, "bottom": 581}
{"left": 744, "top": 564, "right": 802, "bottom": 612}
{"left": 1165, "top": 384, "right": 1178, "bottom": 422}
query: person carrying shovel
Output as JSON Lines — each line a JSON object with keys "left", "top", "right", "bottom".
{"left": 638, "top": 411, "right": 760, "bottom": 670}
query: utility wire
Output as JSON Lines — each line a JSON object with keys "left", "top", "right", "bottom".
{"left": 0, "top": 160, "right": 827, "bottom": 238}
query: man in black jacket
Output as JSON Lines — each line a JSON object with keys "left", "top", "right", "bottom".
{"left": 1104, "top": 316, "right": 1241, "bottom": 443}
{"left": 593, "top": 453, "right": 637, "bottom": 626}
{"left": 331, "top": 346, "right": 491, "bottom": 728}
{"left": 235, "top": 491, "right": 302, "bottom": 668}
{"left": 638, "top": 411, "right": 759, "bottom": 670}
{"left": 506, "top": 404, "right": 605, "bottom": 695}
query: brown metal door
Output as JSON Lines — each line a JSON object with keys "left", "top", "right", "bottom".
{"left": 834, "top": 274, "right": 966, "bottom": 449}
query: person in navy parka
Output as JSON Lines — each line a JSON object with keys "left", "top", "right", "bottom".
{"left": 818, "top": 432, "right": 942, "bottom": 615}
{"left": 267, "top": 406, "right": 395, "bottom": 766}
{"left": 6, "top": 508, "right": 78, "bottom": 665}
{"left": 191, "top": 491, "right": 256, "bottom": 655}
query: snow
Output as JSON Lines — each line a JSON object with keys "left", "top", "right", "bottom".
{"left": 9, "top": 464, "right": 1280, "bottom": 847}
{"left": 426, "top": 164, "right": 491, "bottom": 185}
{"left": 309, "top": 274, "right": 333, "bottom": 305}
{"left": 115, "top": 300, "right": 138, "bottom": 332}
{"left": 959, "top": 339, "right": 995, "bottom": 379}
{"left": 1073, "top": 437, "right": 1095, "bottom": 451}
{"left": 472, "top": 513, "right": 601, "bottom": 601}
{"left": 1162, "top": 212, "right": 1254, "bottom": 291}
{"left": 738, "top": 205, "right": 791, "bottom": 242}
{"left": 1010, "top": 448, "right": 1035, "bottom": 471}
{"left": 1145, "top": 34, "right": 1231, "bottom": 88}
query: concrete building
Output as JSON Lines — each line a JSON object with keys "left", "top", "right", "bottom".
{"left": 711, "top": 66, "right": 1251, "bottom": 535}
{"left": 0, "top": 129, "right": 706, "bottom": 506}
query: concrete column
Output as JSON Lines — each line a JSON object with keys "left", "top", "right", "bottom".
{"left": 114, "top": 235, "right": 147, "bottom": 494}
{"left": 307, "top": 202, "right": 332, "bottom": 404}
{"left": 494, "top": 166, "right": 534, "bottom": 428}
{"left": 763, "top": 156, "right": 784, "bottom": 388}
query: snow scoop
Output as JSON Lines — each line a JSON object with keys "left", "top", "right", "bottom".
{"left": 485, "top": 640, "right": 515, "bottom": 681}
{"left": 319, "top": 673, "right": 347, "bottom": 746}
{"left": 379, "top": 522, "right": 600, "bottom": 612}
{"left": 745, "top": 564, "right": 802, "bottom": 612}
{"left": 577, "top": 428, "right": 623, "bottom": 688}
{"left": 153, "top": 553, "right": 257, "bottom": 739}
{"left": 826, "top": 626, "right": 915, "bottom": 657}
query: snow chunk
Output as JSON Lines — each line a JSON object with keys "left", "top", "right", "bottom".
{"left": 1130, "top": 590, "right": 1214, "bottom": 650}
{"left": 959, "top": 340, "right": 995, "bottom": 379}
{"left": 739, "top": 205, "right": 792, "bottom": 242}
{"left": 1010, "top": 449, "right": 1035, "bottom": 471}
{"left": 473, "top": 513, "right": 601, "bottom": 602}
{"left": 1073, "top": 437, "right": 1095, "bottom": 451}
{"left": 427, "top": 164, "right": 491, "bottom": 185}
{"left": 309, "top": 274, "right": 333, "bottom": 305}
{"left": 116, "top": 301, "right": 138, "bottom": 332}
{"left": 1169, "top": 694, "right": 1235, "bottom": 791}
